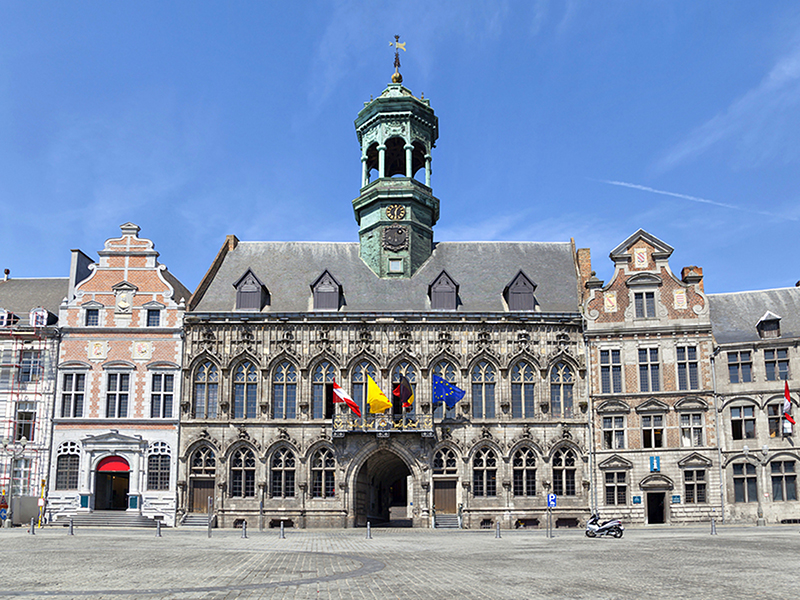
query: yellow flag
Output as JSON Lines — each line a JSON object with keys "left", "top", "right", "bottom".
{"left": 367, "top": 375, "right": 392, "bottom": 413}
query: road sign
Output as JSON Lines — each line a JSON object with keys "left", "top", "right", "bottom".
{"left": 547, "top": 493, "right": 557, "bottom": 508}
{"left": 0, "top": 508, "right": 7, "bottom": 521}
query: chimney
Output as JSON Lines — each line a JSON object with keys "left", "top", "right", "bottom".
{"left": 3, "top": 268, "right": 9, "bottom": 281}
{"left": 681, "top": 266, "right": 704, "bottom": 292}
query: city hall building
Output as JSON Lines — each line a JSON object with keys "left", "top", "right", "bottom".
{"left": 178, "top": 72, "right": 592, "bottom": 529}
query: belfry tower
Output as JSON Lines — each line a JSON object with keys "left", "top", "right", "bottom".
{"left": 353, "top": 38, "right": 440, "bottom": 278}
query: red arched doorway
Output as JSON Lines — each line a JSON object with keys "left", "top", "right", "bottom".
{"left": 95, "top": 456, "right": 130, "bottom": 510}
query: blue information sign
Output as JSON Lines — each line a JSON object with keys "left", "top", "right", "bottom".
{"left": 0, "top": 508, "right": 6, "bottom": 521}
{"left": 547, "top": 493, "right": 557, "bottom": 508}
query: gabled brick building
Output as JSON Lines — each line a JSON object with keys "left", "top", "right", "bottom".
{"left": 47, "top": 224, "right": 189, "bottom": 526}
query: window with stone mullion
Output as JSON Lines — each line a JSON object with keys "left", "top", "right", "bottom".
{"left": 473, "top": 448, "right": 497, "bottom": 497}
{"left": 511, "top": 362, "right": 535, "bottom": 419}
{"left": 552, "top": 448, "right": 576, "bottom": 496}
{"left": 471, "top": 361, "right": 495, "bottom": 419}
{"left": 638, "top": 348, "right": 660, "bottom": 393}
{"left": 733, "top": 463, "right": 757, "bottom": 502}
{"left": 684, "top": 469, "right": 706, "bottom": 503}
{"left": 771, "top": 461, "right": 797, "bottom": 501}
{"left": 512, "top": 448, "right": 536, "bottom": 496}
{"left": 604, "top": 472, "right": 626, "bottom": 505}
{"left": 230, "top": 449, "right": 256, "bottom": 498}
{"left": 677, "top": 346, "right": 699, "bottom": 391}
{"left": 765, "top": 348, "right": 789, "bottom": 381}
{"left": 106, "top": 373, "right": 129, "bottom": 418}
{"left": 147, "top": 454, "right": 171, "bottom": 491}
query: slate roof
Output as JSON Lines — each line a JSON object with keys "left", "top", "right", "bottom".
{"left": 708, "top": 286, "right": 800, "bottom": 344}
{"left": 192, "top": 241, "right": 579, "bottom": 314}
{"left": 0, "top": 278, "right": 69, "bottom": 325}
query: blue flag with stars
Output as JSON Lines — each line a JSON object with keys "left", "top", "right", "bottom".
{"left": 432, "top": 375, "right": 466, "bottom": 409}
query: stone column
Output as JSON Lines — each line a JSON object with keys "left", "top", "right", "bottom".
{"left": 425, "top": 154, "right": 432, "bottom": 187}
{"left": 361, "top": 156, "right": 369, "bottom": 187}
{"left": 405, "top": 144, "right": 414, "bottom": 178}
{"left": 378, "top": 145, "right": 386, "bottom": 178}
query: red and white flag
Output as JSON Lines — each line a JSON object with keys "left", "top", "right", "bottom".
{"left": 333, "top": 379, "right": 361, "bottom": 418}
{"left": 784, "top": 381, "right": 795, "bottom": 426}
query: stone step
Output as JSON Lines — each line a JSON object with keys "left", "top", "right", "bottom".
{"left": 435, "top": 514, "right": 460, "bottom": 529}
{"left": 54, "top": 511, "right": 159, "bottom": 528}
{"left": 182, "top": 513, "right": 214, "bottom": 527}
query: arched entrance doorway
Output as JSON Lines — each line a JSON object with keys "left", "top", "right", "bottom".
{"left": 354, "top": 449, "right": 412, "bottom": 527}
{"left": 95, "top": 456, "right": 130, "bottom": 510}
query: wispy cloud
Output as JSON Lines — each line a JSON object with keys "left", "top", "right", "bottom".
{"left": 658, "top": 37, "right": 800, "bottom": 171}
{"left": 598, "top": 179, "right": 798, "bottom": 221}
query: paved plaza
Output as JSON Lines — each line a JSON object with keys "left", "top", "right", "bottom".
{"left": 1, "top": 524, "right": 799, "bottom": 600}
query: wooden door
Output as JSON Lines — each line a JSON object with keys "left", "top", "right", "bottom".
{"left": 433, "top": 479, "right": 457, "bottom": 514}
{"left": 190, "top": 479, "right": 214, "bottom": 513}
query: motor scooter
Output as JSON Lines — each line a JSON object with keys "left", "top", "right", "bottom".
{"left": 585, "top": 513, "right": 624, "bottom": 538}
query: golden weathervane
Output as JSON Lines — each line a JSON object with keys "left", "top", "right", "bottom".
{"left": 390, "top": 35, "right": 406, "bottom": 83}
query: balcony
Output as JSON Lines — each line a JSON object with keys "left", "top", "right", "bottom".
{"left": 332, "top": 413, "right": 434, "bottom": 437}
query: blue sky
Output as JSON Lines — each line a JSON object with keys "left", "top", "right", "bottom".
{"left": 2, "top": 1, "right": 800, "bottom": 295}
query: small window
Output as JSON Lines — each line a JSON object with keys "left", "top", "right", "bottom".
{"left": 429, "top": 270, "right": 458, "bottom": 311}
{"left": 388, "top": 258, "right": 403, "bottom": 273}
{"left": 603, "top": 415, "right": 625, "bottom": 449}
{"left": 634, "top": 291, "right": 656, "bottom": 318}
{"left": 433, "top": 448, "right": 457, "bottom": 475}
{"left": 85, "top": 309, "right": 99, "bottom": 327}
{"left": 19, "top": 350, "right": 42, "bottom": 383}
{"left": 312, "top": 270, "right": 342, "bottom": 311}
{"left": 642, "top": 414, "right": 664, "bottom": 448}
{"left": 605, "top": 472, "right": 627, "bottom": 505}
{"left": 680, "top": 413, "right": 703, "bottom": 447}
{"left": 505, "top": 271, "right": 536, "bottom": 311}
{"left": 757, "top": 319, "right": 781, "bottom": 339}
{"left": 146, "top": 310, "right": 160, "bottom": 327}
{"left": 728, "top": 351, "right": 752, "bottom": 383}
{"left": 765, "top": 349, "right": 789, "bottom": 381}
{"left": 234, "top": 269, "right": 268, "bottom": 311}
{"left": 731, "top": 406, "right": 755, "bottom": 440}
{"left": 15, "top": 402, "right": 35, "bottom": 441}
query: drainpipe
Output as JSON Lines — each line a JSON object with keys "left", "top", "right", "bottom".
{"left": 710, "top": 347, "right": 725, "bottom": 523}
{"left": 584, "top": 330, "right": 597, "bottom": 515}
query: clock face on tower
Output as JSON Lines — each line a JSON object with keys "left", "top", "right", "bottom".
{"left": 386, "top": 204, "right": 406, "bottom": 220}
{"left": 382, "top": 225, "right": 409, "bottom": 252}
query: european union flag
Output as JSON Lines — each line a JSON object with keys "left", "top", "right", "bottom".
{"left": 432, "top": 375, "right": 465, "bottom": 409}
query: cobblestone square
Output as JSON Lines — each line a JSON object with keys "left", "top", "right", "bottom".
{"left": 2, "top": 525, "right": 799, "bottom": 600}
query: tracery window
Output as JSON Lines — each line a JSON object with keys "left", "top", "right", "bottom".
{"left": 272, "top": 361, "right": 297, "bottom": 419}
{"left": 552, "top": 448, "right": 576, "bottom": 496}
{"left": 550, "top": 362, "right": 574, "bottom": 419}
{"left": 190, "top": 446, "right": 216, "bottom": 476}
{"left": 312, "top": 362, "right": 336, "bottom": 420}
{"left": 311, "top": 448, "right": 335, "bottom": 498}
{"left": 147, "top": 442, "right": 171, "bottom": 491}
{"left": 433, "top": 361, "right": 457, "bottom": 419}
{"left": 352, "top": 361, "right": 377, "bottom": 418}
{"left": 193, "top": 362, "right": 219, "bottom": 419}
{"left": 471, "top": 361, "right": 496, "bottom": 419}
{"left": 230, "top": 448, "right": 256, "bottom": 498}
{"left": 55, "top": 441, "right": 80, "bottom": 490}
{"left": 433, "top": 448, "right": 457, "bottom": 475}
{"left": 511, "top": 361, "right": 535, "bottom": 419}
{"left": 233, "top": 361, "right": 258, "bottom": 420}
{"left": 472, "top": 448, "right": 497, "bottom": 497}
{"left": 391, "top": 361, "right": 416, "bottom": 415}
{"left": 512, "top": 447, "right": 536, "bottom": 496}
{"left": 270, "top": 448, "right": 296, "bottom": 498}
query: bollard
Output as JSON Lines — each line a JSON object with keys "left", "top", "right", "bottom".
{"left": 156, "top": 520, "right": 162, "bottom": 538}
{"left": 366, "top": 521, "right": 372, "bottom": 539}
{"left": 495, "top": 521, "right": 501, "bottom": 539}
{"left": 279, "top": 520, "right": 285, "bottom": 539}
{"left": 29, "top": 518, "right": 35, "bottom": 535}
{"left": 207, "top": 496, "right": 213, "bottom": 539}
{"left": 68, "top": 518, "right": 74, "bottom": 536}
{"left": 711, "top": 518, "right": 717, "bottom": 536}
{"left": 241, "top": 520, "right": 248, "bottom": 539}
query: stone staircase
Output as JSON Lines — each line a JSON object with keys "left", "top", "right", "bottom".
{"left": 54, "top": 511, "right": 159, "bottom": 528}
{"left": 181, "top": 513, "right": 215, "bottom": 527}
{"left": 434, "top": 514, "right": 460, "bottom": 529}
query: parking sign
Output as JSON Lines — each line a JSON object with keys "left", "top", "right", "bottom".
{"left": 547, "top": 493, "right": 557, "bottom": 508}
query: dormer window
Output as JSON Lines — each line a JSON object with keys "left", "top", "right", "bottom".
{"left": 429, "top": 270, "right": 458, "bottom": 311}
{"left": 85, "top": 309, "right": 99, "bottom": 326}
{"left": 504, "top": 271, "right": 536, "bottom": 311}
{"left": 756, "top": 311, "right": 781, "bottom": 339}
{"left": 234, "top": 269, "right": 268, "bottom": 312}
{"left": 634, "top": 291, "right": 656, "bottom": 318}
{"left": 312, "top": 270, "right": 342, "bottom": 311}
{"left": 147, "top": 310, "right": 160, "bottom": 327}
{"left": 0, "top": 310, "right": 19, "bottom": 327}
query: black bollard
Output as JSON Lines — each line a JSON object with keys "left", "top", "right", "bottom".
{"left": 241, "top": 520, "right": 248, "bottom": 539}
{"left": 68, "top": 518, "right": 74, "bottom": 536}
{"left": 156, "top": 520, "right": 162, "bottom": 538}
{"left": 366, "top": 521, "right": 372, "bottom": 539}
{"left": 279, "top": 520, "right": 285, "bottom": 539}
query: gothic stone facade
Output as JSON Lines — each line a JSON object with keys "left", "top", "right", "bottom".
{"left": 582, "top": 230, "right": 721, "bottom": 525}
{"left": 48, "top": 224, "right": 189, "bottom": 526}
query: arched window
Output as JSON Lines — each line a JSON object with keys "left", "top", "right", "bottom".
{"left": 433, "top": 448, "right": 457, "bottom": 475}
{"left": 270, "top": 448, "right": 296, "bottom": 498}
{"left": 513, "top": 447, "right": 536, "bottom": 496}
{"left": 552, "top": 448, "right": 576, "bottom": 496}
{"left": 351, "top": 361, "right": 377, "bottom": 418}
{"left": 511, "top": 361, "right": 536, "bottom": 419}
{"left": 230, "top": 448, "right": 256, "bottom": 498}
{"left": 473, "top": 448, "right": 497, "bottom": 497}
{"left": 55, "top": 441, "right": 80, "bottom": 490}
{"left": 433, "top": 361, "right": 458, "bottom": 419}
{"left": 147, "top": 441, "right": 171, "bottom": 491}
{"left": 471, "top": 361, "right": 496, "bottom": 419}
{"left": 311, "top": 448, "right": 335, "bottom": 498}
{"left": 550, "top": 362, "right": 574, "bottom": 419}
{"left": 193, "top": 362, "right": 219, "bottom": 419}
{"left": 391, "top": 361, "right": 416, "bottom": 416}
{"left": 233, "top": 361, "right": 258, "bottom": 420}
{"left": 312, "top": 362, "right": 336, "bottom": 420}
{"left": 272, "top": 362, "right": 297, "bottom": 419}
{"left": 190, "top": 446, "right": 216, "bottom": 476}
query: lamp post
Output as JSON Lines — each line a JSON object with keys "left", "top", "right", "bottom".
{"left": 1, "top": 436, "right": 28, "bottom": 528}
